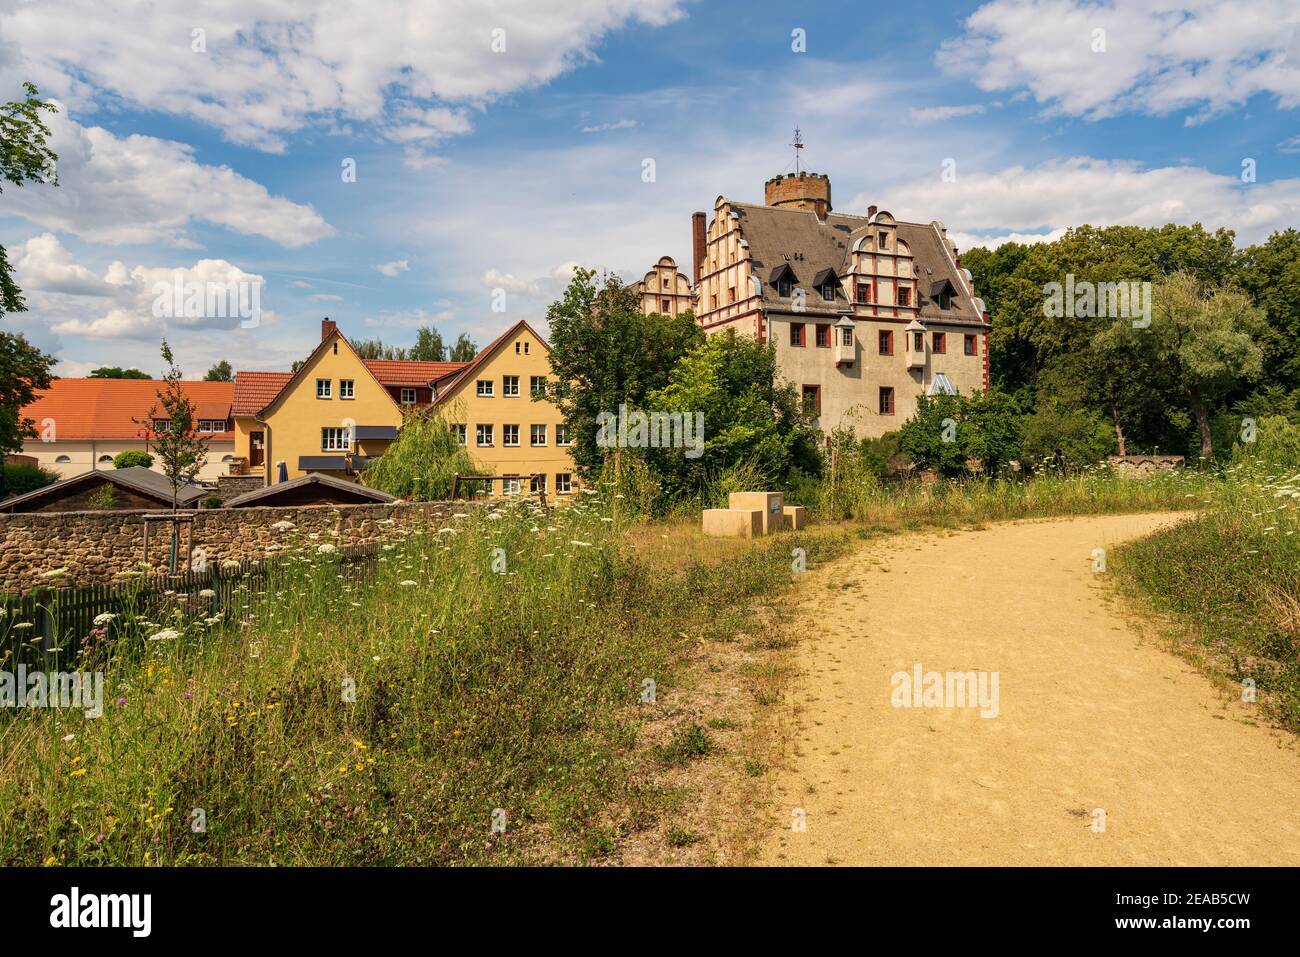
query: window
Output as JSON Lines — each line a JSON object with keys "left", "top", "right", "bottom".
{"left": 316, "top": 378, "right": 331, "bottom": 399}
{"left": 913, "top": 331, "right": 925, "bottom": 351}
{"left": 476, "top": 424, "right": 494, "bottom": 447}
{"left": 841, "top": 325, "right": 854, "bottom": 346}
{"left": 503, "top": 375, "right": 520, "bottom": 397}
{"left": 897, "top": 286, "right": 912, "bottom": 307}
{"left": 525, "top": 341, "right": 530, "bottom": 355}
{"left": 322, "top": 426, "right": 351, "bottom": 451}
{"left": 815, "top": 324, "right": 830, "bottom": 348}
{"left": 728, "top": 286, "right": 736, "bottom": 304}
{"left": 340, "top": 379, "right": 355, "bottom": 399}
{"left": 802, "top": 384, "right": 821, "bottom": 416}
{"left": 152, "top": 418, "right": 169, "bottom": 432}
{"left": 964, "top": 334, "right": 977, "bottom": 356}
{"left": 777, "top": 278, "right": 792, "bottom": 298}
{"left": 710, "top": 294, "right": 718, "bottom": 309}
{"left": 879, "top": 233, "right": 889, "bottom": 250}
{"left": 879, "top": 330, "right": 894, "bottom": 355}
{"left": 790, "top": 323, "right": 806, "bottom": 347}
{"left": 476, "top": 379, "right": 494, "bottom": 397}
{"left": 530, "top": 424, "right": 547, "bottom": 446}
{"left": 514, "top": 341, "right": 521, "bottom": 354}
{"left": 97, "top": 455, "right": 113, "bottom": 463}
{"left": 400, "top": 388, "right": 417, "bottom": 405}
{"left": 503, "top": 477, "right": 521, "bottom": 496}
{"left": 879, "top": 387, "right": 895, "bottom": 415}
{"left": 55, "top": 455, "right": 71, "bottom": 463}
{"left": 555, "top": 423, "right": 571, "bottom": 446}
{"left": 821, "top": 282, "right": 836, "bottom": 301}
{"left": 452, "top": 424, "right": 467, "bottom": 445}
{"left": 856, "top": 282, "right": 872, "bottom": 304}
{"left": 662, "top": 299, "right": 671, "bottom": 312}
{"left": 198, "top": 419, "right": 226, "bottom": 433}
{"left": 932, "top": 332, "right": 946, "bottom": 354}
{"left": 938, "top": 290, "right": 954, "bottom": 310}
{"left": 530, "top": 474, "right": 547, "bottom": 495}
{"left": 556, "top": 473, "right": 573, "bottom": 495}
{"left": 503, "top": 424, "right": 520, "bottom": 447}
{"left": 529, "top": 375, "right": 546, "bottom": 396}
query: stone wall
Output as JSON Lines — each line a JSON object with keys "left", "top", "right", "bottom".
{"left": 0, "top": 501, "right": 460, "bottom": 594}
{"left": 215, "top": 474, "right": 266, "bottom": 502}
{"left": 1107, "top": 455, "right": 1185, "bottom": 477}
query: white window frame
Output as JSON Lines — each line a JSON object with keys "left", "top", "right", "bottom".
{"left": 502, "top": 375, "right": 520, "bottom": 397}
{"left": 476, "top": 379, "right": 494, "bottom": 397}
{"left": 476, "top": 423, "right": 494, "bottom": 447}
{"left": 530, "top": 474, "right": 547, "bottom": 495}
{"left": 400, "top": 387, "right": 417, "bottom": 405}
{"left": 503, "top": 477, "right": 521, "bottom": 496}
{"left": 555, "top": 424, "right": 571, "bottom": 446}
{"left": 556, "top": 473, "right": 572, "bottom": 495}
{"left": 452, "top": 424, "right": 467, "bottom": 446}
{"left": 316, "top": 378, "right": 331, "bottom": 399}
{"left": 530, "top": 424, "right": 546, "bottom": 446}
{"left": 502, "top": 424, "right": 520, "bottom": 447}
{"left": 340, "top": 379, "right": 355, "bottom": 399}
{"left": 530, "top": 375, "right": 546, "bottom": 396}
{"left": 322, "top": 426, "right": 351, "bottom": 451}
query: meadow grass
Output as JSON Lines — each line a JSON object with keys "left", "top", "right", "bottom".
{"left": 1112, "top": 463, "right": 1300, "bottom": 732}
{"left": 0, "top": 492, "right": 847, "bottom": 866}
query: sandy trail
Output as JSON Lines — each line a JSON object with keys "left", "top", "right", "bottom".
{"left": 764, "top": 512, "right": 1300, "bottom": 866}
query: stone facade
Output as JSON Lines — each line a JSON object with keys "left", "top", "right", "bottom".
{"left": 0, "top": 501, "right": 461, "bottom": 594}
{"left": 215, "top": 474, "right": 266, "bottom": 502}
{"left": 1107, "top": 455, "right": 1185, "bottom": 477}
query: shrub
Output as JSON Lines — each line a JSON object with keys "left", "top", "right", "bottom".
{"left": 201, "top": 495, "right": 224, "bottom": 509}
{"left": 2, "top": 461, "right": 58, "bottom": 496}
{"left": 85, "top": 484, "right": 117, "bottom": 510}
{"left": 112, "top": 449, "right": 154, "bottom": 469}
{"left": 898, "top": 389, "right": 1026, "bottom": 476}
{"left": 1020, "top": 404, "right": 1115, "bottom": 471}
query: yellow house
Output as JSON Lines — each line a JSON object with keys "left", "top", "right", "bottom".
{"left": 231, "top": 318, "right": 578, "bottom": 497}
{"left": 430, "top": 319, "right": 580, "bottom": 499}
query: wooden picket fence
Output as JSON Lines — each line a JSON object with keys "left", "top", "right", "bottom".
{"left": 1, "top": 542, "right": 380, "bottom": 670}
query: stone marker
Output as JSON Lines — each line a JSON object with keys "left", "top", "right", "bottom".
{"left": 782, "top": 505, "right": 807, "bottom": 531}
{"left": 727, "top": 491, "right": 785, "bottom": 535}
{"left": 702, "top": 508, "right": 763, "bottom": 538}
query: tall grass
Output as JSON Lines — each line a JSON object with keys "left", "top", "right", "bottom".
{"left": 1113, "top": 462, "right": 1300, "bottom": 731}
{"left": 0, "top": 493, "right": 845, "bottom": 865}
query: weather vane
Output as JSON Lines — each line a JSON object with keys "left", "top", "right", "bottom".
{"left": 791, "top": 127, "right": 804, "bottom": 175}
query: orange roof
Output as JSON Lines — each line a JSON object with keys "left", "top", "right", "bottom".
{"left": 232, "top": 371, "right": 292, "bottom": 416}
{"left": 21, "top": 379, "right": 235, "bottom": 441}
{"left": 364, "top": 359, "right": 467, "bottom": 386}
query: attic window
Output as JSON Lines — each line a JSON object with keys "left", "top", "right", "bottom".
{"left": 821, "top": 282, "right": 836, "bottom": 302}
{"left": 333, "top": 342, "right": 338, "bottom": 354}
{"left": 778, "top": 279, "right": 792, "bottom": 298}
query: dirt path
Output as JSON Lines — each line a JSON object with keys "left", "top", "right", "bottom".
{"left": 764, "top": 512, "right": 1300, "bottom": 866}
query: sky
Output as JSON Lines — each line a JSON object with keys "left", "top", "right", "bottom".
{"left": 2, "top": 0, "right": 1298, "bottom": 379}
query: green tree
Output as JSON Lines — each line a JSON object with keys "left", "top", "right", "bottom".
{"left": 112, "top": 449, "right": 154, "bottom": 469}
{"left": 545, "top": 268, "right": 703, "bottom": 475}
{"left": 448, "top": 333, "right": 477, "bottom": 363}
{"left": 204, "top": 360, "right": 233, "bottom": 381}
{"left": 362, "top": 407, "right": 480, "bottom": 500}
{"left": 409, "top": 327, "right": 446, "bottom": 362}
{"left": 352, "top": 338, "right": 408, "bottom": 360}
{"left": 0, "top": 83, "right": 59, "bottom": 494}
{"left": 140, "top": 339, "right": 208, "bottom": 511}
{"left": 640, "top": 330, "right": 819, "bottom": 503}
{"left": 898, "top": 390, "right": 1026, "bottom": 477}
{"left": 1237, "top": 229, "right": 1300, "bottom": 388}
{"left": 89, "top": 366, "right": 151, "bottom": 379}
{"left": 1019, "top": 402, "right": 1115, "bottom": 470}
{"left": 3, "top": 460, "right": 58, "bottom": 496}
{"left": 1097, "top": 273, "right": 1265, "bottom": 460}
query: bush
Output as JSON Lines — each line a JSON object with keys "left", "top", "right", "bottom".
{"left": 112, "top": 449, "right": 154, "bottom": 469}
{"left": 3, "top": 461, "right": 58, "bottom": 496}
{"left": 202, "top": 495, "right": 224, "bottom": 509}
{"left": 1020, "top": 404, "right": 1115, "bottom": 471}
{"left": 898, "top": 389, "right": 1026, "bottom": 476}
{"left": 85, "top": 484, "right": 117, "bottom": 510}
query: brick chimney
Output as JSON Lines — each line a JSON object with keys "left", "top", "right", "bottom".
{"left": 692, "top": 211, "right": 707, "bottom": 285}
{"left": 321, "top": 317, "right": 337, "bottom": 342}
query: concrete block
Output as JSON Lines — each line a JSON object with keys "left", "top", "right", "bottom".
{"left": 702, "top": 508, "right": 763, "bottom": 538}
{"left": 728, "top": 491, "right": 784, "bottom": 535}
{"left": 782, "top": 505, "right": 807, "bottom": 531}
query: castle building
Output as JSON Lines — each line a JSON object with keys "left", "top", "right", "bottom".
{"left": 634, "top": 255, "right": 694, "bottom": 317}
{"left": 688, "top": 171, "right": 990, "bottom": 439}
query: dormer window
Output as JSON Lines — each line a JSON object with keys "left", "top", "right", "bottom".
{"left": 821, "top": 282, "right": 836, "bottom": 301}
{"left": 778, "top": 279, "right": 792, "bottom": 298}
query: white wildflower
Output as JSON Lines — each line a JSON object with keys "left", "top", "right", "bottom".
{"left": 271, "top": 520, "right": 295, "bottom": 532}
{"left": 148, "top": 628, "right": 180, "bottom": 642}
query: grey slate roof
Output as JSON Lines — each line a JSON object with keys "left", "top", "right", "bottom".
{"left": 730, "top": 202, "right": 987, "bottom": 327}
{"left": 0, "top": 466, "right": 207, "bottom": 511}
{"left": 224, "top": 472, "right": 395, "bottom": 507}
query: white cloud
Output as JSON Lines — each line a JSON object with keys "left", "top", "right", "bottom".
{"left": 940, "top": 0, "right": 1300, "bottom": 122}
{"left": 308, "top": 293, "right": 343, "bottom": 302}
{"left": 13, "top": 233, "right": 269, "bottom": 339}
{"left": 2, "top": 0, "right": 685, "bottom": 153}
{"left": 910, "top": 104, "right": 988, "bottom": 122}
{"left": 2, "top": 107, "right": 332, "bottom": 247}
{"left": 866, "top": 157, "right": 1300, "bottom": 251}
{"left": 481, "top": 268, "right": 542, "bottom": 297}
{"left": 376, "top": 260, "right": 410, "bottom": 277}
{"left": 581, "top": 119, "right": 638, "bottom": 133}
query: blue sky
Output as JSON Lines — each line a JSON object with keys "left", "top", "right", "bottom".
{"left": 2, "top": 0, "right": 1298, "bottom": 378}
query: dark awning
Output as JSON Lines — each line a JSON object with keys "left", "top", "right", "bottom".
{"left": 354, "top": 425, "right": 398, "bottom": 441}
{"left": 351, "top": 456, "right": 370, "bottom": 470}
{"left": 298, "top": 455, "right": 348, "bottom": 471}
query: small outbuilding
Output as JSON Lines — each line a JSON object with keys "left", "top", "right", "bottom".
{"left": 224, "top": 472, "right": 396, "bottom": 508}
{"left": 0, "top": 466, "right": 209, "bottom": 513}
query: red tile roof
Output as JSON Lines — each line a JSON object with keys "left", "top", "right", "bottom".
{"left": 364, "top": 360, "right": 467, "bottom": 386}
{"left": 232, "top": 371, "right": 292, "bottom": 416}
{"left": 20, "top": 379, "right": 235, "bottom": 441}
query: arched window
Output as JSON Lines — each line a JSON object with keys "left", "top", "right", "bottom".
{"left": 55, "top": 455, "right": 71, "bottom": 463}
{"left": 221, "top": 454, "right": 235, "bottom": 463}
{"left": 98, "top": 455, "right": 114, "bottom": 464}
